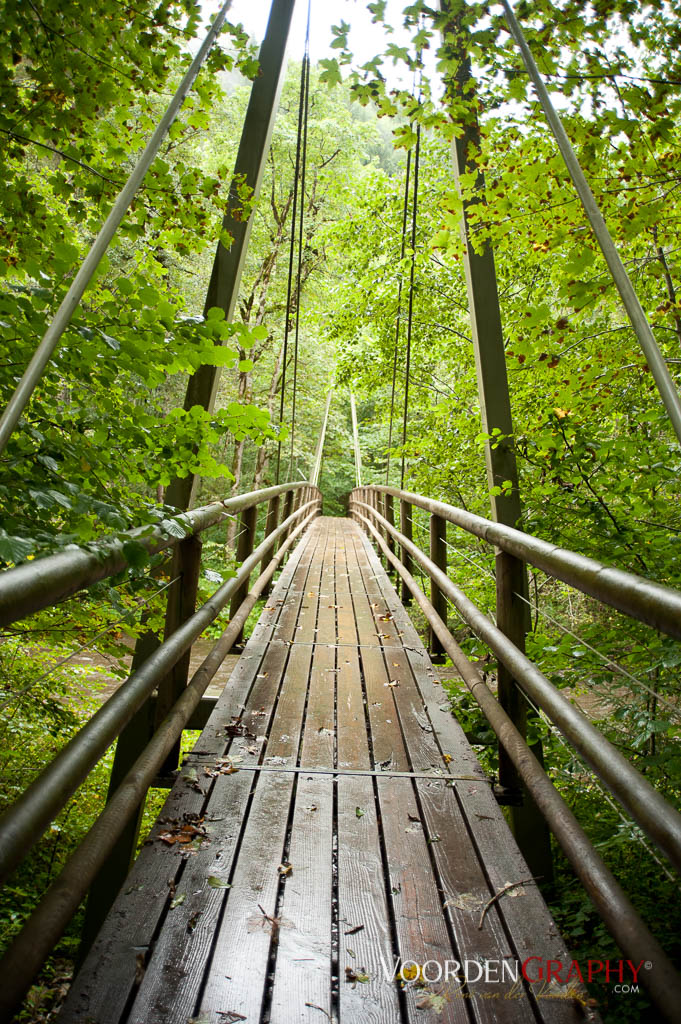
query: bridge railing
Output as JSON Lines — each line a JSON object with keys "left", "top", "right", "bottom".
{"left": 350, "top": 484, "right": 681, "bottom": 1021}
{"left": 0, "top": 481, "right": 321, "bottom": 1017}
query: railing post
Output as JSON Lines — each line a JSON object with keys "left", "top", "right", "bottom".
{"left": 429, "top": 514, "right": 447, "bottom": 659}
{"left": 384, "top": 493, "right": 395, "bottom": 557}
{"left": 229, "top": 503, "right": 258, "bottom": 646}
{"left": 400, "top": 498, "right": 413, "bottom": 605}
{"left": 260, "top": 494, "right": 280, "bottom": 596}
{"left": 280, "top": 488, "right": 294, "bottom": 548}
{"left": 384, "top": 493, "right": 396, "bottom": 579}
{"left": 155, "top": 535, "right": 203, "bottom": 775}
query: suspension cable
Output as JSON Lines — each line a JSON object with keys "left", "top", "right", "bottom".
{"left": 288, "top": 3, "right": 311, "bottom": 481}
{"left": 386, "top": 147, "right": 413, "bottom": 486}
{"left": 275, "top": 7, "right": 310, "bottom": 484}
{"left": 400, "top": 116, "right": 421, "bottom": 489}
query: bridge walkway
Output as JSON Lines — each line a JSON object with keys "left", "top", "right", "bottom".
{"left": 60, "top": 517, "right": 584, "bottom": 1024}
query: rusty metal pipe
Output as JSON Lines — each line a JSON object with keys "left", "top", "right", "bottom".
{"left": 0, "top": 507, "right": 319, "bottom": 1021}
{"left": 0, "top": 482, "right": 309, "bottom": 629}
{"left": 351, "top": 497, "right": 681, "bottom": 873}
{"left": 358, "top": 486, "right": 681, "bottom": 641}
{"left": 0, "top": 498, "right": 319, "bottom": 885}
{"left": 357, "top": 508, "right": 681, "bottom": 1022}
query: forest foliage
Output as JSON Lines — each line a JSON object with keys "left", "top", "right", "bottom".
{"left": 1, "top": 0, "right": 681, "bottom": 1021}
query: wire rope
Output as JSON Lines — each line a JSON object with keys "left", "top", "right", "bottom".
{"left": 275, "top": 1, "right": 310, "bottom": 483}
{"left": 288, "top": 2, "right": 311, "bottom": 481}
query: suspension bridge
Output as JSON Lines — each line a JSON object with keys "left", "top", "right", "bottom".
{"left": 1, "top": 1, "right": 681, "bottom": 1022}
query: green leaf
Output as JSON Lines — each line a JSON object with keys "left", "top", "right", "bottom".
{"left": 122, "top": 540, "right": 150, "bottom": 568}
{"left": 0, "top": 532, "right": 35, "bottom": 564}
{"left": 207, "top": 876, "right": 231, "bottom": 889}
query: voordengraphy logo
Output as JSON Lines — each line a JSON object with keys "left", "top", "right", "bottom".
{"left": 379, "top": 955, "right": 649, "bottom": 990}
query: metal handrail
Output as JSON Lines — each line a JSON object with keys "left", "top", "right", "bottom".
{"left": 0, "top": 481, "right": 310, "bottom": 628}
{"left": 354, "top": 504, "right": 681, "bottom": 1021}
{"left": 368, "top": 485, "right": 681, "bottom": 640}
{"left": 0, "top": 490, "right": 321, "bottom": 885}
{"left": 0, "top": 504, "right": 320, "bottom": 1020}
{"left": 350, "top": 493, "right": 681, "bottom": 874}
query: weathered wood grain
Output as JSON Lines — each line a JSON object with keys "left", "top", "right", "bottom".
{"left": 59, "top": 518, "right": 587, "bottom": 1024}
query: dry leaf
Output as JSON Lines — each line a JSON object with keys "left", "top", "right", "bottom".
{"left": 344, "top": 924, "right": 365, "bottom": 936}
{"left": 345, "top": 967, "right": 370, "bottom": 985}
{"left": 135, "top": 952, "right": 146, "bottom": 985}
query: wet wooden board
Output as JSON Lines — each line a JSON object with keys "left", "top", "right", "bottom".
{"left": 59, "top": 517, "right": 588, "bottom": 1024}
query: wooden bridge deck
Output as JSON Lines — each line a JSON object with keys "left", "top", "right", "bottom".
{"left": 61, "top": 517, "right": 585, "bottom": 1024}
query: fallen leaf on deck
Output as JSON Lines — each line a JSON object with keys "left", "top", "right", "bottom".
{"left": 135, "top": 952, "right": 146, "bottom": 985}
{"left": 443, "top": 754, "right": 452, "bottom": 764}
{"left": 355, "top": 807, "right": 365, "bottom": 819}
{"left": 416, "top": 992, "right": 448, "bottom": 1012}
{"left": 344, "top": 924, "right": 365, "bottom": 936}
{"left": 207, "top": 876, "right": 231, "bottom": 889}
{"left": 444, "top": 891, "right": 481, "bottom": 912}
{"left": 277, "top": 862, "right": 293, "bottom": 877}
{"left": 187, "top": 910, "right": 202, "bottom": 933}
{"left": 204, "top": 759, "right": 240, "bottom": 778}
{"left": 170, "top": 893, "right": 186, "bottom": 909}
{"left": 345, "top": 967, "right": 370, "bottom": 985}
{"left": 158, "top": 816, "right": 208, "bottom": 846}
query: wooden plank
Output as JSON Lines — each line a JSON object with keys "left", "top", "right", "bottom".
{"left": 128, "top": 522, "right": 328, "bottom": 1024}
{"left": 344, "top": 526, "right": 467, "bottom": 1024}
{"left": 350, "top": 533, "right": 532, "bottom": 1020}
{"left": 269, "top": 521, "right": 337, "bottom": 1021}
{"left": 196, "top": 521, "right": 330, "bottom": 1022}
{"left": 60, "top": 523, "right": 323, "bottom": 1024}
{"left": 356, "top": 527, "right": 585, "bottom": 1023}
{"left": 62, "top": 518, "right": 587, "bottom": 1024}
{"left": 334, "top": 524, "right": 404, "bottom": 1022}
{"left": 337, "top": 775, "right": 403, "bottom": 1024}
{"left": 354, "top": 532, "right": 535, "bottom": 1021}
{"left": 344, "top": 527, "right": 410, "bottom": 772}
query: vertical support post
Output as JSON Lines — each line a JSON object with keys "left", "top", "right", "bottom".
{"left": 438, "top": 0, "right": 552, "bottom": 880}
{"left": 384, "top": 493, "right": 395, "bottom": 558}
{"left": 350, "top": 393, "right": 363, "bottom": 488}
{"left": 230, "top": 504, "right": 258, "bottom": 646}
{"left": 156, "top": 535, "right": 203, "bottom": 775}
{"left": 280, "top": 488, "right": 294, "bottom": 548}
{"left": 400, "top": 499, "right": 413, "bottom": 605}
{"left": 260, "top": 494, "right": 280, "bottom": 594}
{"left": 165, "top": 0, "right": 297, "bottom": 513}
{"left": 429, "top": 514, "right": 447, "bottom": 659}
